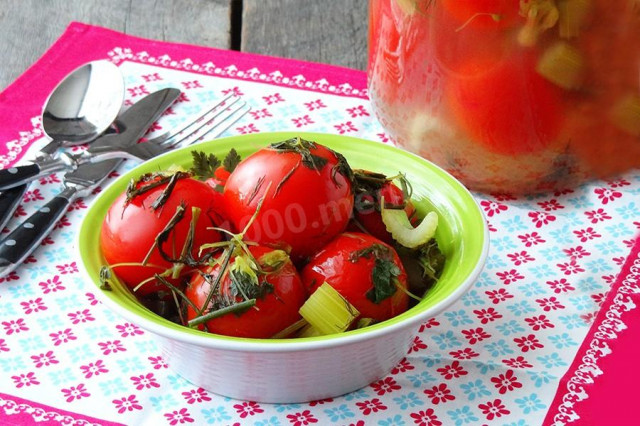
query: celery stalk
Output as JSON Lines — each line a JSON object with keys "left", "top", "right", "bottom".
{"left": 394, "top": 0, "right": 416, "bottom": 15}
{"left": 381, "top": 200, "right": 438, "bottom": 249}
{"left": 297, "top": 324, "right": 323, "bottom": 338}
{"left": 610, "top": 94, "right": 640, "bottom": 137}
{"left": 557, "top": 0, "right": 592, "bottom": 38}
{"left": 536, "top": 42, "right": 585, "bottom": 90}
{"left": 298, "top": 282, "right": 359, "bottom": 335}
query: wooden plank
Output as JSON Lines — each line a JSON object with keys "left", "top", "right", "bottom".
{"left": 0, "top": 0, "right": 370, "bottom": 91}
{"left": 0, "top": 0, "right": 232, "bottom": 90}
{"left": 241, "top": 0, "right": 369, "bottom": 71}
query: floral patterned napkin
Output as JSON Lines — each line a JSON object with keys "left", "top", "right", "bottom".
{"left": 0, "top": 22, "right": 638, "bottom": 426}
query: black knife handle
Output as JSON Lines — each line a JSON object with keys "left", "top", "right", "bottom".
{"left": 0, "top": 155, "right": 73, "bottom": 191}
{"left": 0, "top": 185, "right": 27, "bottom": 231}
{"left": 0, "top": 164, "right": 41, "bottom": 190}
{"left": 0, "top": 187, "right": 76, "bottom": 277}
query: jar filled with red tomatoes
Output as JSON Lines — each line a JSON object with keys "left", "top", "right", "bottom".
{"left": 368, "top": 0, "right": 640, "bottom": 194}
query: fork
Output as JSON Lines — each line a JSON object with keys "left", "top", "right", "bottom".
{"left": 0, "top": 95, "right": 250, "bottom": 278}
{"left": 104, "top": 93, "right": 251, "bottom": 162}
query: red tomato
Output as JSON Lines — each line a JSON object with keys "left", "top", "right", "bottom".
{"left": 352, "top": 181, "right": 415, "bottom": 244}
{"left": 100, "top": 175, "right": 224, "bottom": 297}
{"left": 204, "top": 168, "right": 233, "bottom": 195}
{"left": 446, "top": 53, "right": 564, "bottom": 155}
{"left": 215, "top": 166, "right": 231, "bottom": 182}
{"left": 204, "top": 178, "right": 223, "bottom": 191}
{"left": 185, "top": 246, "right": 307, "bottom": 338}
{"left": 204, "top": 174, "right": 228, "bottom": 223}
{"left": 223, "top": 138, "right": 354, "bottom": 262}
{"left": 301, "top": 232, "right": 409, "bottom": 322}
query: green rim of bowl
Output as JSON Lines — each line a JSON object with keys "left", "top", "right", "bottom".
{"left": 78, "top": 132, "right": 488, "bottom": 349}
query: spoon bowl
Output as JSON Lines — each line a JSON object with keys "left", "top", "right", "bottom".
{"left": 42, "top": 60, "right": 124, "bottom": 147}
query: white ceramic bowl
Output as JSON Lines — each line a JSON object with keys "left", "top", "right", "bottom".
{"left": 77, "top": 132, "right": 489, "bottom": 403}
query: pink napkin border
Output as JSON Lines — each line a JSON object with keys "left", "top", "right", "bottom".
{"left": 0, "top": 391, "right": 124, "bottom": 426}
{"left": 544, "top": 233, "right": 640, "bottom": 425}
{"left": 0, "top": 22, "right": 367, "bottom": 167}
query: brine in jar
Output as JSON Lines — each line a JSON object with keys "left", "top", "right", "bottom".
{"left": 368, "top": 0, "right": 640, "bottom": 193}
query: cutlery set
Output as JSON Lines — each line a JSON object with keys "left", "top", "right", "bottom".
{"left": 0, "top": 61, "right": 250, "bottom": 278}
{"left": 0, "top": 61, "right": 125, "bottom": 231}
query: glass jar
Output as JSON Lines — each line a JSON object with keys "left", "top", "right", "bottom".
{"left": 368, "top": 0, "right": 640, "bottom": 194}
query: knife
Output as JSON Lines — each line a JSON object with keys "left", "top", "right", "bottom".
{"left": 0, "top": 88, "right": 181, "bottom": 278}
{"left": 0, "top": 88, "right": 181, "bottom": 190}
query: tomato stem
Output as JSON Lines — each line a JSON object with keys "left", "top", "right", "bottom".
{"left": 353, "top": 169, "right": 411, "bottom": 211}
{"left": 153, "top": 274, "right": 200, "bottom": 319}
{"left": 143, "top": 204, "right": 186, "bottom": 265}
{"left": 199, "top": 243, "right": 236, "bottom": 316}
{"left": 133, "top": 273, "right": 165, "bottom": 293}
{"left": 455, "top": 12, "right": 503, "bottom": 32}
{"left": 274, "top": 161, "right": 299, "bottom": 196}
{"left": 394, "top": 279, "right": 422, "bottom": 302}
{"left": 246, "top": 176, "right": 265, "bottom": 205}
{"left": 271, "top": 318, "right": 308, "bottom": 339}
{"left": 240, "top": 181, "right": 272, "bottom": 237}
{"left": 349, "top": 217, "right": 371, "bottom": 235}
{"left": 194, "top": 187, "right": 276, "bottom": 321}
{"left": 390, "top": 172, "right": 413, "bottom": 204}
{"left": 108, "top": 261, "right": 167, "bottom": 271}
{"left": 188, "top": 298, "right": 256, "bottom": 327}
{"left": 151, "top": 172, "right": 188, "bottom": 210}
{"left": 126, "top": 171, "right": 190, "bottom": 206}
{"left": 170, "top": 206, "right": 202, "bottom": 279}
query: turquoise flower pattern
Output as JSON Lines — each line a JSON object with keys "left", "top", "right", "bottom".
{"left": 0, "top": 38, "right": 637, "bottom": 426}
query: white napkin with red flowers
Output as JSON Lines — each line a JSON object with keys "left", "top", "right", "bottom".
{"left": 0, "top": 22, "right": 638, "bottom": 426}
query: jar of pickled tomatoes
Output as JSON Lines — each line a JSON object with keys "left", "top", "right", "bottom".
{"left": 368, "top": 0, "right": 640, "bottom": 194}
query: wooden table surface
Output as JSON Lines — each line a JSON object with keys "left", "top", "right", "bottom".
{"left": 0, "top": 0, "right": 369, "bottom": 91}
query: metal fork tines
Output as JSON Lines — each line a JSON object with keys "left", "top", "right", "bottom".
{"left": 90, "top": 94, "right": 250, "bottom": 162}
{"left": 153, "top": 94, "right": 250, "bottom": 151}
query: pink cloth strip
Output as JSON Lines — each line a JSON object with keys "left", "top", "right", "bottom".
{"left": 544, "top": 233, "right": 640, "bottom": 425}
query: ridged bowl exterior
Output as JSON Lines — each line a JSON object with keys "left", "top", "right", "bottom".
{"left": 157, "top": 327, "right": 415, "bottom": 402}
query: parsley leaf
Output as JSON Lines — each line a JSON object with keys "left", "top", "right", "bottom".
{"left": 367, "top": 258, "right": 402, "bottom": 304}
{"left": 190, "top": 150, "right": 221, "bottom": 179}
{"left": 223, "top": 148, "right": 241, "bottom": 172}
{"left": 301, "top": 153, "right": 329, "bottom": 171}
{"left": 270, "top": 137, "right": 329, "bottom": 171}
{"left": 350, "top": 243, "right": 403, "bottom": 304}
{"left": 418, "top": 240, "right": 446, "bottom": 282}
{"left": 229, "top": 270, "right": 274, "bottom": 302}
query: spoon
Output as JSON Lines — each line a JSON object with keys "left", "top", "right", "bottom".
{"left": 0, "top": 60, "right": 124, "bottom": 230}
